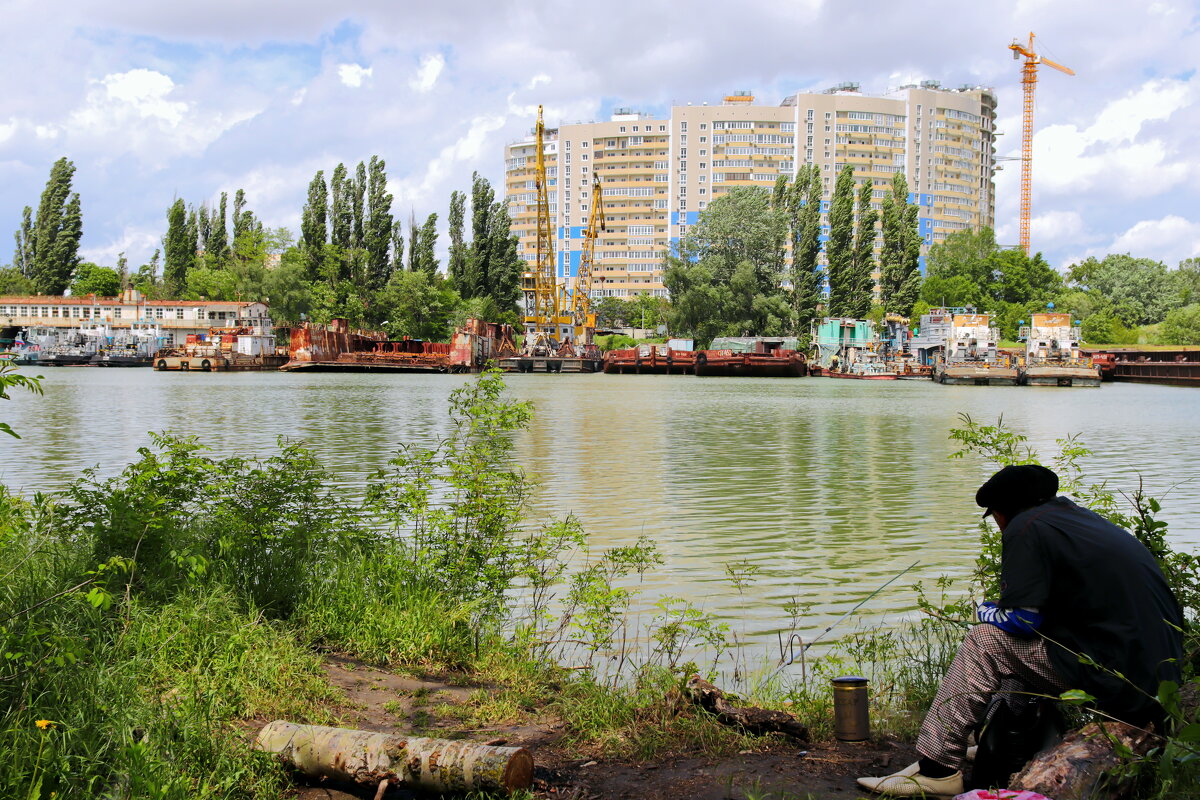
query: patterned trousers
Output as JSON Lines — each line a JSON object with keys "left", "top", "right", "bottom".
{"left": 917, "top": 623, "right": 1068, "bottom": 770}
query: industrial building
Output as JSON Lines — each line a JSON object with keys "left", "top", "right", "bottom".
{"left": 503, "top": 82, "right": 996, "bottom": 299}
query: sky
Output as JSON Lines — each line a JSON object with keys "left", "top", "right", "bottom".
{"left": 1, "top": 0, "right": 1198, "bottom": 274}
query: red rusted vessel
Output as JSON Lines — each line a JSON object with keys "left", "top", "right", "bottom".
{"left": 1084, "top": 348, "right": 1200, "bottom": 387}
{"left": 694, "top": 348, "right": 807, "bottom": 377}
{"left": 603, "top": 344, "right": 696, "bottom": 374}
{"left": 282, "top": 318, "right": 514, "bottom": 373}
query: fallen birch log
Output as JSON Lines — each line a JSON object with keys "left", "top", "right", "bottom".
{"left": 684, "top": 675, "right": 809, "bottom": 741}
{"left": 1010, "top": 720, "right": 1154, "bottom": 800}
{"left": 255, "top": 721, "right": 534, "bottom": 795}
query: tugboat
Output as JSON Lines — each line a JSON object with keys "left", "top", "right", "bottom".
{"left": 39, "top": 325, "right": 106, "bottom": 366}
{"left": 811, "top": 318, "right": 876, "bottom": 377}
{"left": 1018, "top": 311, "right": 1100, "bottom": 387}
{"left": 11, "top": 326, "right": 59, "bottom": 365}
{"left": 933, "top": 312, "right": 1019, "bottom": 385}
{"left": 93, "top": 323, "right": 168, "bottom": 366}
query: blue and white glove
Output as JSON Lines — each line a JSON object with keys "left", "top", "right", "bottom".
{"left": 977, "top": 601, "right": 1043, "bottom": 636}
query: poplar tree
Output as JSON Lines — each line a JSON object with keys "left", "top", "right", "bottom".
{"left": 185, "top": 208, "right": 199, "bottom": 267}
{"left": 848, "top": 178, "right": 877, "bottom": 318}
{"left": 406, "top": 212, "right": 419, "bottom": 273}
{"left": 208, "top": 192, "right": 229, "bottom": 267}
{"left": 28, "top": 157, "right": 83, "bottom": 294}
{"left": 824, "top": 165, "right": 855, "bottom": 317}
{"left": 363, "top": 156, "right": 393, "bottom": 292}
{"left": 232, "top": 189, "right": 248, "bottom": 242}
{"left": 351, "top": 161, "right": 367, "bottom": 250}
{"left": 447, "top": 190, "right": 468, "bottom": 292}
{"left": 485, "top": 203, "right": 522, "bottom": 312}
{"left": 416, "top": 213, "right": 439, "bottom": 275}
{"left": 197, "top": 203, "right": 212, "bottom": 255}
{"left": 163, "top": 198, "right": 193, "bottom": 294}
{"left": 468, "top": 172, "right": 496, "bottom": 295}
{"left": 880, "top": 171, "right": 922, "bottom": 317}
{"left": 300, "top": 170, "right": 328, "bottom": 282}
{"left": 390, "top": 220, "right": 404, "bottom": 273}
{"left": 13, "top": 207, "right": 33, "bottom": 277}
{"left": 329, "top": 163, "right": 351, "bottom": 250}
{"left": 782, "top": 166, "right": 822, "bottom": 334}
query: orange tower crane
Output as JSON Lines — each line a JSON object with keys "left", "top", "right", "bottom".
{"left": 1009, "top": 32, "right": 1074, "bottom": 254}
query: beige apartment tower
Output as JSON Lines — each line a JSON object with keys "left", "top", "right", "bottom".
{"left": 503, "top": 82, "right": 996, "bottom": 300}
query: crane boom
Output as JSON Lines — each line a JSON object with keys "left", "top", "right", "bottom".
{"left": 571, "top": 174, "right": 604, "bottom": 333}
{"left": 1008, "top": 32, "right": 1074, "bottom": 255}
{"left": 521, "top": 105, "right": 560, "bottom": 335}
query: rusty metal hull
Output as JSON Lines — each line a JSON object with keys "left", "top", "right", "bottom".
{"left": 499, "top": 357, "right": 602, "bottom": 373}
{"left": 1022, "top": 365, "right": 1101, "bottom": 387}
{"left": 936, "top": 365, "right": 1020, "bottom": 385}
{"left": 695, "top": 350, "right": 806, "bottom": 377}
{"left": 603, "top": 347, "right": 696, "bottom": 374}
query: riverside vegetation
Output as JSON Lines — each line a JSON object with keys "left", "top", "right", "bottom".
{"left": 0, "top": 365, "right": 1197, "bottom": 799}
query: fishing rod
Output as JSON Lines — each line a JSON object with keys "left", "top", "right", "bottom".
{"left": 767, "top": 559, "right": 922, "bottom": 682}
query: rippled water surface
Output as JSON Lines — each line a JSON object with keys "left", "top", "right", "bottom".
{"left": 2, "top": 369, "right": 1196, "bottom": 655}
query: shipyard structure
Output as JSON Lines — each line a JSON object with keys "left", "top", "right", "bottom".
{"left": 503, "top": 83, "right": 997, "bottom": 301}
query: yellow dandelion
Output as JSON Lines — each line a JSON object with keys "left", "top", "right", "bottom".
{"left": 35, "top": 719, "right": 54, "bottom": 730}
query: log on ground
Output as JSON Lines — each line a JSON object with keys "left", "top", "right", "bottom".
{"left": 684, "top": 675, "right": 809, "bottom": 741}
{"left": 255, "top": 721, "right": 534, "bottom": 795}
{"left": 1010, "top": 720, "right": 1154, "bottom": 800}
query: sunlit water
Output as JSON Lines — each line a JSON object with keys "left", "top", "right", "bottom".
{"left": 2, "top": 369, "right": 1197, "bottom": 662}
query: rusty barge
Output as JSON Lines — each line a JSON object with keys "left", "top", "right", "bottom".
{"left": 281, "top": 318, "right": 517, "bottom": 373}
{"left": 1085, "top": 348, "right": 1200, "bottom": 387}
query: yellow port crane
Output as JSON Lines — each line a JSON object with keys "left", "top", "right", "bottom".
{"left": 569, "top": 174, "right": 604, "bottom": 338}
{"left": 521, "top": 105, "right": 563, "bottom": 340}
{"left": 1009, "top": 32, "right": 1074, "bottom": 255}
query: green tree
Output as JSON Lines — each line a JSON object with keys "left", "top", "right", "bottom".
{"left": 29, "top": 157, "right": 83, "bottom": 294}
{"left": 300, "top": 170, "right": 328, "bottom": 281}
{"left": 926, "top": 227, "right": 995, "bottom": 288}
{"left": 593, "top": 296, "right": 634, "bottom": 328}
{"left": 12, "top": 206, "right": 33, "bottom": 277}
{"left": 448, "top": 190, "right": 468, "bottom": 290}
{"left": 825, "top": 165, "right": 856, "bottom": 316}
{"left": 879, "top": 171, "right": 922, "bottom": 317}
{"left": 485, "top": 202, "right": 522, "bottom": 314}
{"left": 848, "top": 177, "right": 877, "bottom": 318}
{"left": 468, "top": 172, "right": 497, "bottom": 297}
{"left": 262, "top": 250, "right": 313, "bottom": 323}
{"left": 330, "top": 163, "right": 351, "bottom": 252}
{"left": 207, "top": 192, "right": 230, "bottom": 268}
{"left": 1174, "top": 257, "right": 1200, "bottom": 305}
{"left": 1159, "top": 304, "right": 1200, "bottom": 345}
{"left": 663, "top": 186, "right": 792, "bottom": 343}
{"left": 351, "top": 161, "right": 367, "bottom": 250}
{"left": 414, "top": 213, "right": 439, "bottom": 275}
{"left": 390, "top": 220, "right": 404, "bottom": 274}
{"left": 70, "top": 262, "right": 121, "bottom": 297}
{"left": 163, "top": 198, "right": 193, "bottom": 294}
{"left": 1067, "top": 254, "right": 1180, "bottom": 325}
{"left": 794, "top": 164, "right": 824, "bottom": 332}
{"left": 184, "top": 266, "right": 238, "bottom": 301}
{"left": 363, "top": 156, "right": 393, "bottom": 293}
{"left": 0, "top": 267, "right": 35, "bottom": 295}
{"left": 376, "top": 270, "right": 459, "bottom": 340}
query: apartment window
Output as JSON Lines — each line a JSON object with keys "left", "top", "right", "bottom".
{"left": 699, "top": 162, "right": 706, "bottom": 169}
{"left": 680, "top": 134, "right": 687, "bottom": 144}
{"left": 825, "top": 138, "right": 831, "bottom": 145}
{"left": 699, "top": 188, "right": 706, "bottom": 195}
{"left": 699, "top": 149, "right": 707, "bottom": 156}
{"left": 619, "top": 126, "right": 626, "bottom": 132}
{"left": 679, "top": 148, "right": 687, "bottom": 157}
{"left": 565, "top": 153, "right": 571, "bottom": 163}
{"left": 565, "top": 141, "right": 571, "bottom": 149}
{"left": 659, "top": 125, "right": 666, "bottom": 131}
{"left": 698, "top": 175, "right": 706, "bottom": 182}
{"left": 582, "top": 166, "right": 589, "bottom": 173}
{"left": 679, "top": 187, "right": 687, "bottom": 195}
{"left": 633, "top": 125, "right": 639, "bottom": 131}
{"left": 699, "top": 201, "right": 707, "bottom": 209}
{"left": 608, "top": 140, "right": 615, "bottom": 146}
{"left": 807, "top": 109, "right": 814, "bottom": 120}
{"left": 51, "top": 307, "right": 59, "bottom": 317}
{"left": 581, "top": 153, "right": 588, "bottom": 160}
{"left": 680, "top": 122, "right": 687, "bottom": 131}
{"left": 582, "top": 141, "right": 588, "bottom": 147}
{"left": 699, "top": 136, "right": 707, "bottom": 142}
{"left": 679, "top": 161, "right": 687, "bottom": 170}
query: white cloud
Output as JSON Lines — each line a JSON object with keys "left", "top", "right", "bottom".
{"left": 337, "top": 63, "right": 372, "bottom": 88}
{"left": 78, "top": 224, "right": 162, "bottom": 267}
{"left": 0, "top": 120, "right": 15, "bottom": 144}
{"left": 394, "top": 114, "right": 507, "bottom": 207}
{"left": 1030, "top": 210, "right": 1084, "bottom": 245}
{"left": 1109, "top": 216, "right": 1200, "bottom": 266}
{"left": 409, "top": 53, "right": 444, "bottom": 94}
{"left": 1031, "top": 78, "right": 1194, "bottom": 198}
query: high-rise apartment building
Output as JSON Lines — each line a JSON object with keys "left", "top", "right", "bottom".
{"left": 503, "top": 82, "right": 996, "bottom": 300}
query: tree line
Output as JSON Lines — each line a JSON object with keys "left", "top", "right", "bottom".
{"left": 2, "top": 157, "right": 523, "bottom": 342}
{"left": 662, "top": 165, "right": 923, "bottom": 345}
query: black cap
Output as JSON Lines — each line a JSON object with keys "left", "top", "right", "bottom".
{"left": 976, "top": 465, "right": 1059, "bottom": 518}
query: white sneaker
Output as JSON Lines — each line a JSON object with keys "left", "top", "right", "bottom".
{"left": 855, "top": 761, "right": 965, "bottom": 798}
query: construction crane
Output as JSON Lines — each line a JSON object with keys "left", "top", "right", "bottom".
{"left": 569, "top": 174, "right": 604, "bottom": 339}
{"left": 1009, "top": 32, "right": 1074, "bottom": 254}
{"left": 521, "top": 105, "right": 562, "bottom": 342}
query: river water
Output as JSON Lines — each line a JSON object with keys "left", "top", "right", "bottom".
{"left": 2, "top": 369, "right": 1196, "bottom": 658}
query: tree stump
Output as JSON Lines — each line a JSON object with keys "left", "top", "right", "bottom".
{"left": 255, "top": 721, "right": 533, "bottom": 795}
{"left": 1010, "top": 721, "right": 1154, "bottom": 800}
{"left": 684, "top": 675, "right": 809, "bottom": 741}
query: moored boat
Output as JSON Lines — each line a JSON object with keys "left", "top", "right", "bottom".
{"left": 933, "top": 312, "right": 1019, "bottom": 385}
{"left": 603, "top": 344, "right": 696, "bottom": 374}
{"left": 1018, "top": 312, "right": 1100, "bottom": 387}
{"left": 694, "top": 337, "right": 806, "bottom": 377}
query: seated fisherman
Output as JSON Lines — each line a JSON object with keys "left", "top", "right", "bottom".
{"left": 859, "top": 464, "right": 1184, "bottom": 797}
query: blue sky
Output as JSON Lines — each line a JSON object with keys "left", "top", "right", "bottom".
{"left": 1, "top": 0, "right": 1198, "bottom": 273}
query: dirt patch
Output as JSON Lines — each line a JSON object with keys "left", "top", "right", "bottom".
{"left": 278, "top": 656, "right": 912, "bottom": 800}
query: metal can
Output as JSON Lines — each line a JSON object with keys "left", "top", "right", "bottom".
{"left": 832, "top": 675, "right": 870, "bottom": 741}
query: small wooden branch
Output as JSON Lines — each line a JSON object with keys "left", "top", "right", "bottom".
{"left": 683, "top": 675, "right": 809, "bottom": 742}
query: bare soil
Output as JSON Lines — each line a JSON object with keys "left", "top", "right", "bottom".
{"left": 278, "top": 656, "right": 914, "bottom": 800}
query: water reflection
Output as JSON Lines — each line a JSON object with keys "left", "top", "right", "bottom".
{"left": 2, "top": 370, "right": 1195, "bottom": 654}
